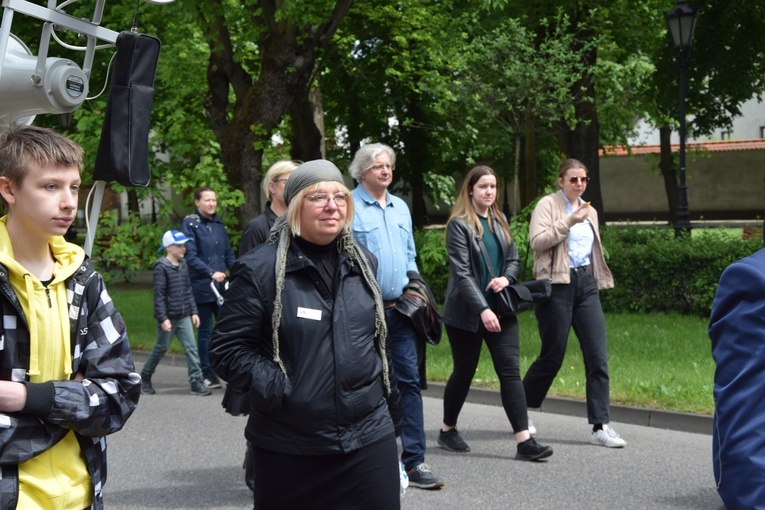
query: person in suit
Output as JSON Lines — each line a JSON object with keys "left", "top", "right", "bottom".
{"left": 709, "top": 247, "right": 765, "bottom": 508}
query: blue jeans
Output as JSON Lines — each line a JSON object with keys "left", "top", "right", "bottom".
{"left": 386, "top": 308, "right": 426, "bottom": 471}
{"left": 196, "top": 301, "right": 220, "bottom": 378}
{"left": 523, "top": 267, "right": 610, "bottom": 424}
{"left": 142, "top": 316, "right": 202, "bottom": 383}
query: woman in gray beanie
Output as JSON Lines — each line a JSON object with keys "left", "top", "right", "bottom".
{"left": 210, "top": 160, "right": 401, "bottom": 509}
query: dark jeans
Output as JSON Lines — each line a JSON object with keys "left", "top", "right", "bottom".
{"left": 196, "top": 301, "right": 220, "bottom": 378}
{"left": 443, "top": 317, "right": 528, "bottom": 433}
{"left": 523, "top": 266, "right": 610, "bottom": 424}
{"left": 386, "top": 308, "right": 426, "bottom": 471}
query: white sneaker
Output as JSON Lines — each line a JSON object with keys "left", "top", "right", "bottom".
{"left": 590, "top": 424, "right": 626, "bottom": 448}
{"left": 528, "top": 418, "right": 537, "bottom": 436}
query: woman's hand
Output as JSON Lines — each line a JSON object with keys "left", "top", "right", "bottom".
{"left": 485, "top": 276, "right": 510, "bottom": 294}
{"left": 480, "top": 308, "right": 501, "bottom": 333}
{"left": 572, "top": 202, "right": 590, "bottom": 223}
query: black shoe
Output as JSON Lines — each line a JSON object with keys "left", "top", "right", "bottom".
{"left": 190, "top": 379, "right": 212, "bottom": 396}
{"left": 438, "top": 428, "right": 471, "bottom": 452}
{"left": 203, "top": 373, "right": 222, "bottom": 389}
{"left": 406, "top": 463, "right": 444, "bottom": 489}
{"left": 141, "top": 376, "right": 155, "bottom": 395}
{"left": 516, "top": 437, "right": 553, "bottom": 461}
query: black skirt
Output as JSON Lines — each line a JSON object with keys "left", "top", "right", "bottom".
{"left": 252, "top": 433, "right": 400, "bottom": 510}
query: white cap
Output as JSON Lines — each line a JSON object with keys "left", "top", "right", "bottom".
{"left": 160, "top": 230, "right": 190, "bottom": 250}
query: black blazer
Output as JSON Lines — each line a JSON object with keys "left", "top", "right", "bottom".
{"left": 442, "top": 213, "right": 520, "bottom": 332}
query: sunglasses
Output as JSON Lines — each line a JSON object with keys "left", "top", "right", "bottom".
{"left": 567, "top": 176, "right": 590, "bottom": 185}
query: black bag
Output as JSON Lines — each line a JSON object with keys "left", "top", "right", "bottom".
{"left": 496, "top": 279, "right": 552, "bottom": 318}
{"left": 93, "top": 31, "right": 161, "bottom": 187}
{"left": 477, "top": 236, "right": 552, "bottom": 318}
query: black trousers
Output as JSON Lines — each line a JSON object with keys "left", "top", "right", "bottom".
{"left": 252, "top": 433, "right": 400, "bottom": 510}
{"left": 443, "top": 316, "right": 529, "bottom": 432}
{"left": 523, "top": 267, "right": 610, "bottom": 424}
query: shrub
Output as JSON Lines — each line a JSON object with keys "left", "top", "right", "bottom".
{"left": 413, "top": 227, "right": 449, "bottom": 303}
{"left": 600, "top": 226, "right": 762, "bottom": 317}
{"left": 92, "top": 212, "right": 168, "bottom": 284}
{"left": 416, "top": 220, "right": 762, "bottom": 317}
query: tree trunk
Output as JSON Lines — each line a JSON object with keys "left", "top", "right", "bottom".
{"left": 523, "top": 129, "right": 538, "bottom": 205}
{"left": 555, "top": 46, "right": 604, "bottom": 223}
{"left": 289, "top": 81, "right": 324, "bottom": 162}
{"left": 198, "top": 0, "right": 353, "bottom": 228}
{"left": 659, "top": 123, "right": 678, "bottom": 224}
{"left": 513, "top": 135, "right": 521, "bottom": 216}
{"left": 401, "top": 94, "right": 429, "bottom": 228}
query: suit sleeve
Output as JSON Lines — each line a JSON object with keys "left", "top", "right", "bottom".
{"left": 709, "top": 251, "right": 765, "bottom": 508}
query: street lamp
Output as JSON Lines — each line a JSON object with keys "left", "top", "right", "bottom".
{"left": 665, "top": 0, "right": 698, "bottom": 237}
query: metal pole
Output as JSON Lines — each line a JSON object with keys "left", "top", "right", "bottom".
{"left": 674, "top": 47, "right": 692, "bottom": 237}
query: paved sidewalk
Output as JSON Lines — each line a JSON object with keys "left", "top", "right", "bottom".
{"left": 107, "top": 359, "right": 722, "bottom": 510}
{"left": 133, "top": 350, "right": 713, "bottom": 436}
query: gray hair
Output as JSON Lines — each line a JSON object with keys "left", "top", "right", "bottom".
{"left": 348, "top": 143, "right": 396, "bottom": 182}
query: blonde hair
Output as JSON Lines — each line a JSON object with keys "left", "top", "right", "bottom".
{"left": 286, "top": 181, "right": 353, "bottom": 237}
{"left": 448, "top": 165, "right": 511, "bottom": 241}
{"left": 262, "top": 160, "right": 299, "bottom": 200}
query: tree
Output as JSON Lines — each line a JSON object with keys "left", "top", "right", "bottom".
{"left": 648, "top": 0, "right": 765, "bottom": 222}
{"left": 443, "top": 16, "right": 592, "bottom": 211}
{"left": 179, "top": 0, "right": 353, "bottom": 226}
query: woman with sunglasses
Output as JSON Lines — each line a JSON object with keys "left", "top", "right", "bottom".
{"left": 523, "top": 158, "right": 626, "bottom": 448}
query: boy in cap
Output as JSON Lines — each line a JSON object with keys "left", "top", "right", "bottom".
{"left": 0, "top": 124, "right": 140, "bottom": 508}
{"left": 141, "top": 230, "right": 211, "bottom": 396}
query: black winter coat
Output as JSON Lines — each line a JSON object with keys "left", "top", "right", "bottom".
{"left": 209, "top": 239, "right": 395, "bottom": 455}
{"left": 238, "top": 203, "right": 278, "bottom": 257}
{"left": 442, "top": 214, "right": 521, "bottom": 332}
{"left": 153, "top": 257, "right": 198, "bottom": 322}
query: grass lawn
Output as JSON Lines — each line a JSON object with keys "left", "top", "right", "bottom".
{"left": 111, "top": 284, "right": 715, "bottom": 415}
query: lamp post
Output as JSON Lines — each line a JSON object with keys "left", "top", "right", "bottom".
{"left": 665, "top": 0, "right": 698, "bottom": 237}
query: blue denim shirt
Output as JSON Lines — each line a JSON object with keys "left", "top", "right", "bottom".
{"left": 351, "top": 185, "right": 418, "bottom": 300}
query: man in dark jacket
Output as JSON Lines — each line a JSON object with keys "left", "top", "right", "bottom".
{"left": 709, "top": 247, "right": 765, "bottom": 509}
{"left": 180, "top": 187, "right": 236, "bottom": 389}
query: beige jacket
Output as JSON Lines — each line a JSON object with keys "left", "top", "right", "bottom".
{"left": 529, "top": 191, "right": 614, "bottom": 290}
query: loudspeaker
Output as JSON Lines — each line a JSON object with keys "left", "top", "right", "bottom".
{"left": 0, "top": 34, "right": 88, "bottom": 127}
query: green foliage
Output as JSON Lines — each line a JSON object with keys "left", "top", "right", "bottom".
{"left": 415, "top": 222, "right": 761, "bottom": 317}
{"left": 413, "top": 227, "right": 448, "bottom": 303}
{"left": 93, "top": 212, "right": 166, "bottom": 284}
{"left": 600, "top": 226, "right": 763, "bottom": 317}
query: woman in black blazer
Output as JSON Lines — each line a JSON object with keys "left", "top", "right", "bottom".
{"left": 439, "top": 165, "right": 552, "bottom": 462}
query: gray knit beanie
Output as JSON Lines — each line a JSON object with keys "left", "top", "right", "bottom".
{"left": 283, "top": 160, "right": 345, "bottom": 206}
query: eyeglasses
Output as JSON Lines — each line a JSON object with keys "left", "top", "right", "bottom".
{"left": 369, "top": 163, "right": 394, "bottom": 171}
{"left": 305, "top": 193, "right": 348, "bottom": 208}
{"left": 273, "top": 178, "right": 289, "bottom": 183}
{"left": 567, "top": 176, "right": 590, "bottom": 185}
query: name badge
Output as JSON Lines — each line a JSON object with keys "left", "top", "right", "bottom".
{"left": 297, "top": 307, "right": 322, "bottom": 321}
